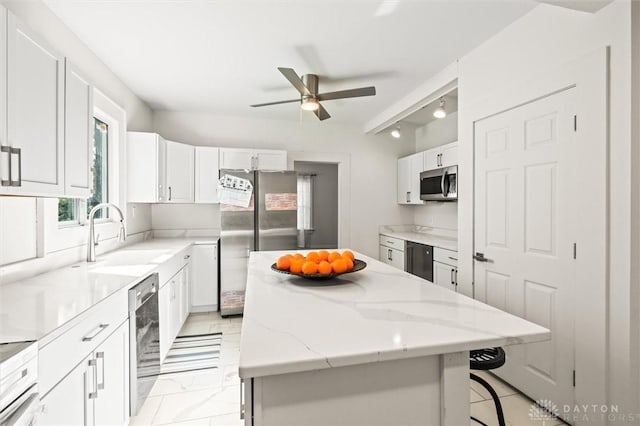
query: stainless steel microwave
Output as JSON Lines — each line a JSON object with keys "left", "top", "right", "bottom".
{"left": 420, "top": 166, "right": 457, "bottom": 201}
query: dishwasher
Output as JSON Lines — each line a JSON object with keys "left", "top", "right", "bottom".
{"left": 405, "top": 241, "right": 434, "bottom": 282}
{"left": 129, "top": 273, "right": 160, "bottom": 416}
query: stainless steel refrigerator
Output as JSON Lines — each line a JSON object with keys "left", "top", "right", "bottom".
{"left": 219, "top": 170, "right": 298, "bottom": 316}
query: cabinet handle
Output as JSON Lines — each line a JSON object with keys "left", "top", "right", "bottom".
{"left": 184, "top": 255, "right": 191, "bottom": 260}
{"left": 88, "top": 358, "right": 98, "bottom": 399}
{"left": 0, "top": 146, "right": 10, "bottom": 186}
{"left": 82, "top": 323, "right": 109, "bottom": 342}
{"left": 406, "top": 191, "right": 410, "bottom": 203}
{"left": 454, "top": 269, "right": 458, "bottom": 286}
{"left": 388, "top": 249, "right": 392, "bottom": 261}
{"left": 168, "top": 186, "right": 172, "bottom": 201}
{"left": 13, "top": 147, "right": 21, "bottom": 187}
{"left": 451, "top": 269, "right": 454, "bottom": 285}
{"left": 96, "top": 351, "right": 105, "bottom": 390}
{"left": 448, "top": 256, "right": 458, "bottom": 261}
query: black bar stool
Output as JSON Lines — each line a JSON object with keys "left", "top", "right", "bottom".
{"left": 470, "top": 347, "right": 506, "bottom": 426}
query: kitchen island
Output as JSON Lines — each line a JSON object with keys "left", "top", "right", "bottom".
{"left": 239, "top": 250, "right": 550, "bottom": 426}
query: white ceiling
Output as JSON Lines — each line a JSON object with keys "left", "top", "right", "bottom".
{"left": 44, "top": 0, "right": 537, "bottom": 126}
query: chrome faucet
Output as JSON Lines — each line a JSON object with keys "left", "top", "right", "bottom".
{"left": 87, "top": 202, "right": 126, "bottom": 262}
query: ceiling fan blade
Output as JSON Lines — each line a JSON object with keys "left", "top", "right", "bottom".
{"left": 278, "top": 67, "right": 311, "bottom": 96}
{"left": 250, "top": 98, "right": 300, "bottom": 108}
{"left": 314, "top": 103, "right": 331, "bottom": 121}
{"left": 317, "top": 86, "right": 376, "bottom": 101}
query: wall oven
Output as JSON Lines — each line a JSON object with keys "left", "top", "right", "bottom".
{"left": 420, "top": 166, "right": 457, "bottom": 201}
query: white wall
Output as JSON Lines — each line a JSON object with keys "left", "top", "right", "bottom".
{"left": 152, "top": 111, "right": 416, "bottom": 258}
{"left": 454, "top": 1, "right": 635, "bottom": 419}
{"left": 413, "top": 112, "right": 458, "bottom": 230}
{"left": 0, "top": 1, "right": 153, "bottom": 277}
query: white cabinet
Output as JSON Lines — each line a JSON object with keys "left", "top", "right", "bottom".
{"left": 127, "top": 132, "right": 167, "bottom": 202}
{"left": 195, "top": 146, "right": 220, "bottom": 203}
{"left": 2, "top": 11, "right": 64, "bottom": 196}
{"left": 397, "top": 152, "right": 424, "bottom": 204}
{"left": 423, "top": 141, "right": 458, "bottom": 171}
{"left": 166, "top": 140, "right": 195, "bottom": 203}
{"left": 190, "top": 243, "right": 218, "bottom": 312}
{"left": 379, "top": 235, "right": 405, "bottom": 270}
{"left": 0, "top": 6, "right": 6, "bottom": 184}
{"left": 40, "top": 321, "right": 129, "bottom": 426}
{"left": 433, "top": 247, "right": 458, "bottom": 292}
{"left": 64, "top": 59, "right": 93, "bottom": 198}
{"left": 159, "top": 260, "right": 191, "bottom": 362}
{"left": 219, "top": 148, "right": 287, "bottom": 171}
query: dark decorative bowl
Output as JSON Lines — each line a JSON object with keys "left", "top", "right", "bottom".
{"left": 270, "top": 259, "right": 367, "bottom": 280}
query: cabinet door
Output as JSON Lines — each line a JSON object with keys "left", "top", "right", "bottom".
{"left": 6, "top": 12, "right": 64, "bottom": 195}
{"left": 397, "top": 156, "right": 410, "bottom": 204}
{"left": 170, "top": 276, "right": 182, "bottom": 340}
{"left": 127, "top": 132, "right": 166, "bottom": 202}
{"left": 255, "top": 150, "right": 287, "bottom": 171}
{"left": 166, "top": 141, "right": 194, "bottom": 203}
{"left": 191, "top": 244, "right": 218, "bottom": 311}
{"left": 40, "top": 355, "right": 94, "bottom": 426}
{"left": 180, "top": 264, "right": 190, "bottom": 324}
{"left": 195, "top": 146, "right": 220, "bottom": 203}
{"left": 440, "top": 142, "right": 458, "bottom": 168}
{"left": 434, "top": 261, "right": 456, "bottom": 291}
{"left": 388, "top": 247, "right": 405, "bottom": 270}
{"left": 423, "top": 148, "right": 440, "bottom": 171}
{"left": 408, "top": 153, "right": 424, "bottom": 204}
{"left": 94, "top": 321, "right": 129, "bottom": 426}
{"left": 158, "top": 282, "right": 171, "bottom": 362}
{"left": 0, "top": 6, "right": 7, "bottom": 184}
{"left": 379, "top": 245, "right": 392, "bottom": 265}
{"left": 219, "top": 148, "right": 253, "bottom": 170}
{"left": 64, "top": 59, "right": 92, "bottom": 197}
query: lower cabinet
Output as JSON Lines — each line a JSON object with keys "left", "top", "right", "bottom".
{"left": 433, "top": 247, "right": 458, "bottom": 292}
{"left": 39, "top": 320, "right": 129, "bottom": 426}
{"left": 190, "top": 244, "right": 218, "bottom": 312}
{"left": 378, "top": 235, "right": 405, "bottom": 270}
{"left": 159, "top": 262, "right": 191, "bottom": 362}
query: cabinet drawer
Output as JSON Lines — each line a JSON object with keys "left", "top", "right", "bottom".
{"left": 156, "top": 247, "right": 192, "bottom": 288}
{"left": 379, "top": 235, "right": 405, "bottom": 251}
{"left": 38, "top": 289, "right": 128, "bottom": 396}
{"left": 434, "top": 247, "right": 458, "bottom": 267}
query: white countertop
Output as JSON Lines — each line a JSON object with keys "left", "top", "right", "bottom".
{"left": 238, "top": 250, "right": 549, "bottom": 379}
{"left": 379, "top": 225, "right": 458, "bottom": 251}
{"left": 0, "top": 238, "right": 217, "bottom": 345}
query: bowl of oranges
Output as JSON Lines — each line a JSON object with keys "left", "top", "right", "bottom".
{"left": 271, "top": 250, "right": 366, "bottom": 280}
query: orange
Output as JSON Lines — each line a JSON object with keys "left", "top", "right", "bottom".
{"left": 318, "top": 261, "right": 332, "bottom": 275}
{"left": 302, "top": 261, "right": 318, "bottom": 275}
{"left": 318, "top": 250, "right": 329, "bottom": 261}
{"left": 289, "top": 259, "right": 304, "bottom": 274}
{"left": 292, "top": 253, "right": 305, "bottom": 261}
{"left": 276, "top": 255, "right": 291, "bottom": 271}
{"left": 306, "top": 252, "right": 320, "bottom": 263}
{"left": 328, "top": 251, "right": 342, "bottom": 263}
{"left": 342, "top": 250, "right": 355, "bottom": 261}
{"left": 343, "top": 257, "right": 354, "bottom": 271}
{"left": 331, "top": 258, "right": 348, "bottom": 274}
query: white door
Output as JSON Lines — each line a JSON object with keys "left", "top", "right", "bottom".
{"left": 166, "top": 141, "right": 194, "bottom": 202}
{"left": 191, "top": 244, "right": 218, "bottom": 311}
{"left": 255, "top": 150, "right": 287, "bottom": 170}
{"left": 397, "top": 156, "right": 410, "bottom": 204}
{"left": 219, "top": 148, "right": 253, "bottom": 170}
{"left": 39, "top": 354, "right": 93, "bottom": 425}
{"left": 94, "top": 322, "right": 129, "bottom": 426}
{"left": 64, "top": 59, "right": 93, "bottom": 197}
{"left": 6, "top": 12, "right": 64, "bottom": 195}
{"left": 195, "top": 146, "right": 220, "bottom": 203}
{"left": 474, "top": 89, "right": 576, "bottom": 410}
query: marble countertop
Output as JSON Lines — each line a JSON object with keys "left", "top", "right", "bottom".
{"left": 238, "top": 250, "right": 550, "bottom": 379}
{"left": 379, "top": 225, "right": 458, "bottom": 251}
{"left": 0, "top": 237, "right": 218, "bottom": 345}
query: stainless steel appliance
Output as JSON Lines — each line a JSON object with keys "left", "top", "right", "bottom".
{"left": 220, "top": 170, "right": 298, "bottom": 316}
{"left": 129, "top": 273, "right": 160, "bottom": 415}
{"left": 405, "top": 241, "right": 434, "bottom": 282}
{"left": 0, "top": 341, "right": 39, "bottom": 426}
{"left": 420, "top": 165, "right": 457, "bottom": 201}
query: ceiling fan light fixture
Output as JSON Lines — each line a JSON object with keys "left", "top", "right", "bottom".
{"left": 391, "top": 125, "right": 401, "bottom": 139}
{"left": 433, "top": 97, "right": 447, "bottom": 119}
{"left": 301, "top": 97, "right": 319, "bottom": 111}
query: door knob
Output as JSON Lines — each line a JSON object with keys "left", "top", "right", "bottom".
{"left": 473, "top": 252, "right": 492, "bottom": 262}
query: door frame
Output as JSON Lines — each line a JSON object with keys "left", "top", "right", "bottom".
{"left": 460, "top": 47, "right": 609, "bottom": 412}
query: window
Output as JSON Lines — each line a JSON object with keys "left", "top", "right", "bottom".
{"left": 57, "top": 117, "right": 109, "bottom": 224}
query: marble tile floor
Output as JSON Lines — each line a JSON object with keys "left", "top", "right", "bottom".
{"left": 131, "top": 312, "right": 564, "bottom": 426}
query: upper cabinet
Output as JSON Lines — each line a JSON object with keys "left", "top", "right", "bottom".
{"left": 0, "top": 7, "right": 92, "bottom": 199}
{"left": 397, "top": 152, "right": 424, "bottom": 205}
{"left": 64, "top": 59, "right": 93, "bottom": 198}
{"left": 423, "top": 141, "right": 458, "bottom": 171}
{"left": 195, "top": 146, "right": 220, "bottom": 204}
{"left": 127, "top": 132, "right": 167, "bottom": 203}
{"left": 219, "top": 148, "right": 287, "bottom": 171}
{"left": 2, "top": 11, "right": 64, "bottom": 196}
{"left": 166, "top": 140, "right": 194, "bottom": 203}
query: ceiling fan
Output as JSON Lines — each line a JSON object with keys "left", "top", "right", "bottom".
{"left": 250, "top": 67, "right": 376, "bottom": 121}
